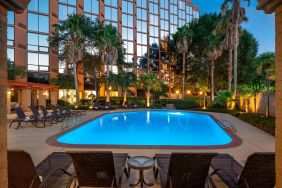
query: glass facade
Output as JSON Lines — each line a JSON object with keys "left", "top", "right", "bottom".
{"left": 8, "top": 0, "right": 199, "bottom": 85}
{"left": 27, "top": 0, "right": 50, "bottom": 84}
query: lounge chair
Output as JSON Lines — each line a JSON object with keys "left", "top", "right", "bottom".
{"left": 8, "top": 150, "right": 71, "bottom": 188}
{"left": 29, "top": 106, "right": 56, "bottom": 125}
{"left": 51, "top": 105, "right": 70, "bottom": 118}
{"left": 9, "top": 107, "right": 45, "bottom": 129}
{"left": 65, "top": 106, "right": 87, "bottom": 116}
{"left": 92, "top": 102, "right": 100, "bottom": 110}
{"left": 210, "top": 153, "right": 275, "bottom": 188}
{"left": 39, "top": 105, "right": 64, "bottom": 122}
{"left": 154, "top": 153, "right": 217, "bottom": 188}
{"left": 131, "top": 102, "right": 139, "bottom": 108}
{"left": 104, "top": 102, "right": 111, "bottom": 110}
{"left": 67, "top": 151, "right": 130, "bottom": 188}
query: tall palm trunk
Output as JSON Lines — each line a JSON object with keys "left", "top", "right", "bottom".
{"left": 0, "top": 7, "right": 8, "bottom": 187}
{"left": 211, "top": 61, "right": 215, "bottom": 101}
{"left": 182, "top": 52, "right": 186, "bottom": 99}
{"left": 73, "top": 61, "right": 80, "bottom": 105}
{"left": 123, "top": 90, "right": 127, "bottom": 106}
{"left": 106, "top": 64, "right": 110, "bottom": 103}
{"left": 228, "top": 48, "right": 233, "bottom": 91}
{"left": 146, "top": 90, "right": 151, "bottom": 107}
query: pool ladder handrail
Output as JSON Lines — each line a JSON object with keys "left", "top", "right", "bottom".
{"left": 219, "top": 119, "right": 238, "bottom": 135}
{"left": 60, "top": 116, "right": 80, "bottom": 133}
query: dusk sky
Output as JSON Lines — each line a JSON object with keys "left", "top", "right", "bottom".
{"left": 192, "top": 0, "right": 275, "bottom": 55}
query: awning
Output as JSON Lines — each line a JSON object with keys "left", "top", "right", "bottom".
{"left": 8, "top": 80, "right": 60, "bottom": 91}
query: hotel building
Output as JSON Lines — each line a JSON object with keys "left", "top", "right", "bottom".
{"left": 6, "top": 0, "right": 199, "bottom": 111}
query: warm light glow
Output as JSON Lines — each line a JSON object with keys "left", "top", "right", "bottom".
{"left": 147, "top": 101, "right": 150, "bottom": 107}
{"left": 75, "top": 105, "right": 78, "bottom": 109}
{"left": 187, "top": 90, "right": 191, "bottom": 95}
{"left": 43, "top": 90, "right": 48, "bottom": 96}
{"left": 199, "top": 91, "right": 203, "bottom": 95}
{"left": 89, "top": 106, "right": 93, "bottom": 109}
{"left": 7, "top": 91, "right": 11, "bottom": 95}
{"left": 176, "top": 90, "right": 179, "bottom": 95}
{"left": 109, "top": 86, "right": 112, "bottom": 91}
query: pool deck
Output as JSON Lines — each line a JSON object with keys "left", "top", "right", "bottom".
{"left": 7, "top": 110, "right": 275, "bottom": 188}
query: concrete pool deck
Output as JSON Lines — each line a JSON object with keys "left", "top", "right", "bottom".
{"left": 7, "top": 110, "right": 275, "bottom": 187}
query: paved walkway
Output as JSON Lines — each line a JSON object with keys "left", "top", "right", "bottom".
{"left": 7, "top": 110, "right": 275, "bottom": 188}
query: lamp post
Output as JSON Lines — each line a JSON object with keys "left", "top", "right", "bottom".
{"left": 176, "top": 90, "right": 180, "bottom": 99}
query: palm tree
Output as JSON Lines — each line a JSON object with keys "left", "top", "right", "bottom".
{"left": 172, "top": 25, "right": 193, "bottom": 99}
{"left": 49, "top": 14, "right": 93, "bottom": 105}
{"left": 95, "top": 24, "right": 120, "bottom": 103}
{"left": 135, "top": 73, "right": 162, "bottom": 107}
{"left": 215, "top": 10, "right": 234, "bottom": 91}
{"left": 221, "top": 0, "right": 250, "bottom": 104}
{"left": 206, "top": 34, "right": 223, "bottom": 101}
{"left": 110, "top": 72, "right": 137, "bottom": 106}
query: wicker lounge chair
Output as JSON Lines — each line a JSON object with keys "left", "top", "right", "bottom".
{"left": 39, "top": 105, "right": 64, "bottom": 122}
{"left": 67, "top": 151, "right": 130, "bottom": 188}
{"left": 154, "top": 153, "right": 217, "bottom": 188}
{"left": 8, "top": 150, "right": 71, "bottom": 188}
{"left": 9, "top": 107, "right": 45, "bottom": 129}
{"left": 29, "top": 106, "right": 56, "bottom": 125}
{"left": 104, "top": 102, "right": 111, "bottom": 110}
{"left": 92, "top": 102, "right": 100, "bottom": 110}
{"left": 210, "top": 153, "right": 275, "bottom": 188}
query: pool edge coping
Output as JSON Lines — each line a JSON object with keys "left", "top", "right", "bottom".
{"left": 46, "top": 109, "right": 243, "bottom": 149}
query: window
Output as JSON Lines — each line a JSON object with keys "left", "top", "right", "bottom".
{"left": 149, "top": 3, "right": 158, "bottom": 14}
{"left": 7, "top": 48, "right": 14, "bottom": 62}
{"left": 137, "top": 0, "right": 146, "bottom": 8}
{"left": 84, "top": 0, "right": 99, "bottom": 14}
{"left": 28, "top": 33, "right": 49, "bottom": 52}
{"left": 58, "top": 2, "right": 76, "bottom": 21}
{"left": 122, "top": 27, "right": 134, "bottom": 41}
{"left": 160, "top": 0, "right": 168, "bottom": 9}
{"left": 149, "top": 14, "right": 158, "bottom": 26}
{"left": 137, "top": 33, "right": 147, "bottom": 45}
{"left": 59, "top": 0, "right": 76, "bottom": 5}
{"left": 122, "top": 0, "right": 133, "bottom": 14}
{"left": 137, "top": 20, "right": 147, "bottom": 32}
{"left": 28, "top": 13, "right": 49, "bottom": 33}
{"left": 105, "top": 0, "right": 118, "bottom": 6}
{"left": 7, "top": 11, "right": 14, "bottom": 25}
{"left": 137, "top": 8, "right": 147, "bottom": 21}
{"left": 123, "top": 41, "right": 134, "bottom": 54}
{"left": 122, "top": 14, "right": 133, "bottom": 27}
{"left": 160, "top": 9, "right": 168, "bottom": 20}
{"left": 105, "top": 6, "right": 118, "bottom": 22}
{"left": 137, "top": 45, "right": 147, "bottom": 57}
{"left": 28, "top": 0, "right": 49, "bottom": 14}
{"left": 150, "top": 26, "right": 158, "bottom": 38}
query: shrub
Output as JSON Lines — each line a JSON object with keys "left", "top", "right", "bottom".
{"left": 216, "top": 90, "right": 233, "bottom": 108}
{"left": 57, "top": 99, "right": 70, "bottom": 107}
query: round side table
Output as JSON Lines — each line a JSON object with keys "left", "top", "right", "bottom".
{"left": 127, "top": 156, "right": 155, "bottom": 188}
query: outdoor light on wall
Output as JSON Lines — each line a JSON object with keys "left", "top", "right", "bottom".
{"left": 7, "top": 90, "right": 11, "bottom": 95}
{"left": 109, "top": 86, "right": 112, "bottom": 91}
{"left": 187, "top": 90, "right": 191, "bottom": 95}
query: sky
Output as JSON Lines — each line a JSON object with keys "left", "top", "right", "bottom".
{"left": 192, "top": 0, "right": 275, "bottom": 55}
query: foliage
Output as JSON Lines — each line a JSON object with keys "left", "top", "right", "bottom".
{"left": 216, "top": 90, "right": 233, "bottom": 108}
{"left": 7, "top": 59, "right": 27, "bottom": 80}
{"left": 49, "top": 14, "right": 94, "bottom": 104}
{"left": 51, "top": 74, "right": 75, "bottom": 89}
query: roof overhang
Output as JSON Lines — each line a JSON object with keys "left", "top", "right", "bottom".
{"left": 257, "top": 0, "right": 282, "bottom": 14}
{"left": 8, "top": 80, "right": 60, "bottom": 91}
{"left": 0, "top": 0, "right": 30, "bottom": 13}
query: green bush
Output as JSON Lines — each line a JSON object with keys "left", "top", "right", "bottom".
{"left": 57, "top": 99, "right": 70, "bottom": 107}
{"left": 216, "top": 90, "right": 233, "bottom": 108}
{"left": 153, "top": 99, "right": 200, "bottom": 109}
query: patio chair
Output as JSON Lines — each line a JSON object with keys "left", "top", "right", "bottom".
{"left": 8, "top": 150, "right": 71, "bottom": 188}
{"left": 51, "top": 105, "right": 70, "bottom": 118}
{"left": 104, "top": 102, "right": 111, "bottom": 110}
{"left": 210, "top": 153, "right": 275, "bottom": 188}
{"left": 66, "top": 151, "right": 130, "bottom": 188}
{"left": 29, "top": 106, "right": 56, "bottom": 125}
{"left": 9, "top": 107, "right": 45, "bottom": 129}
{"left": 39, "top": 105, "right": 64, "bottom": 122}
{"left": 154, "top": 153, "right": 217, "bottom": 188}
{"left": 92, "top": 102, "right": 100, "bottom": 110}
{"left": 64, "top": 106, "right": 87, "bottom": 116}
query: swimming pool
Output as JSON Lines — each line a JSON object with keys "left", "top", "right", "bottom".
{"left": 51, "top": 111, "right": 237, "bottom": 148}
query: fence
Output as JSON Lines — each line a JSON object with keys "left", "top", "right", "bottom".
{"left": 239, "top": 92, "right": 275, "bottom": 117}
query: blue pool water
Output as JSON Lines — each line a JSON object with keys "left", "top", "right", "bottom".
{"left": 57, "top": 111, "right": 232, "bottom": 146}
